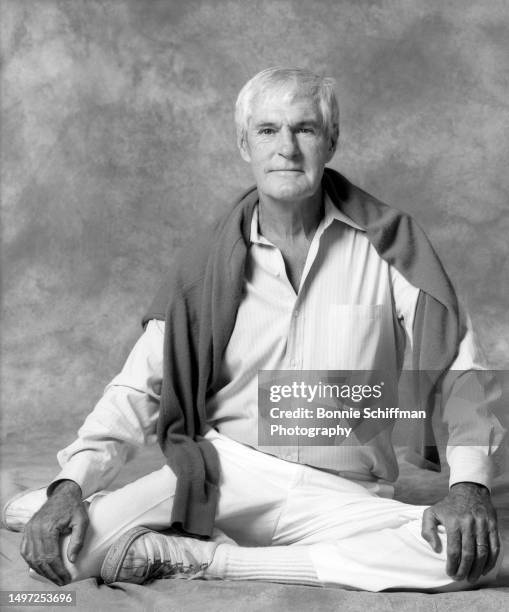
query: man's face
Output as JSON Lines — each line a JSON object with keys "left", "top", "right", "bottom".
{"left": 239, "top": 88, "right": 336, "bottom": 203}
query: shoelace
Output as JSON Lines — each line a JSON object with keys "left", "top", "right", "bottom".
{"left": 143, "top": 534, "right": 209, "bottom": 582}
{"left": 147, "top": 559, "right": 209, "bottom": 582}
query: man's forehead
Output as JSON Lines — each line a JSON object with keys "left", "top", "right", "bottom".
{"left": 249, "top": 89, "right": 321, "bottom": 124}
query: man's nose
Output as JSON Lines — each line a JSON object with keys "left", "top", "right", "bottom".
{"left": 277, "top": 128, "right": 299, "bottom": 158}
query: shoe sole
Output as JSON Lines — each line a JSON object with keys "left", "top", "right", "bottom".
{"left": 1, "top": 487, "right": 47, "bottom": 532}
{"left": 101, "top": 525, "right": 154, "bottom": 584}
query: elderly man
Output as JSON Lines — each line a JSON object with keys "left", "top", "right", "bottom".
{"left": 7, "top": 67, "right": 505, "bottom": 591}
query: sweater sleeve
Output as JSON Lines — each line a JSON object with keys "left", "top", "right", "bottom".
{"left": 391, "top": 266, "right": 506, "bottom": 490}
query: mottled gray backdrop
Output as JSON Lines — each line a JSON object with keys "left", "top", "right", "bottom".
{"left": 1, "top": 0, "right": 508, "bottom": 442}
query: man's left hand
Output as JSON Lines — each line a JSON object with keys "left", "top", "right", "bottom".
{"left": 421, "top": 481, "right": 500, "bottom": 583}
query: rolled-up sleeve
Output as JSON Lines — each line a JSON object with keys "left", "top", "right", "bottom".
{"left": 48, "top": 319, "right": 165, "bottom": 499}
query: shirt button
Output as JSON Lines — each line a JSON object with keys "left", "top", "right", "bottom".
{"left": 293, "top": 310, "right": 299, "bottom": 318}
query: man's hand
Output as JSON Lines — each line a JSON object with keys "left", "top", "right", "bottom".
{"left": 20, "top": 480, "right": 89, "bottom": 586}
{"left": 421, "top": 481, "right": 500, "bottom": 584}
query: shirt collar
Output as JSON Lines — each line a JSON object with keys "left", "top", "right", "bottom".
{"left": 322, "top": 191, "right": 365, "bottom": 232}
{"left": 250, "top": 190, "right": 365, "bottom": 245}
{"left": 250, "top": 206, "right": 273, "bottom": 246}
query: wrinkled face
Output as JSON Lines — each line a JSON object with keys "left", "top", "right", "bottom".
{"left": 239, "top": 88, "right": 336, "bottom": 204}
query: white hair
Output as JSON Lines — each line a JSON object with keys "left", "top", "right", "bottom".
{"left": 235, "top": 67, "right": 339, "bottom": 148}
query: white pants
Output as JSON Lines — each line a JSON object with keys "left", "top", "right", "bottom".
{"left": 32, "top": 432, "right": 501, "bottom": 590}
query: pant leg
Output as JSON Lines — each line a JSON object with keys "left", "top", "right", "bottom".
{"left": 61, "top": 465, "right": 177, "bottom": 580}
{"left": 207, "top": 436, "right": 502, "bottom": 591}
{"left": 272, "top": 460, "right": 428, "bottom": 545}
{"left": 62, "top": 432, "right": 300, "bottom": 580}
{"left": 210, "top": 430, "right": 302, "bottom": 546}
{"left": 305, "top": 521, "right": 503, "bottom": 591}
{"left": 9, "top": 433, "right": 295, "bottom": 582}
{"left": 267, "top": 459, "right": 502, "bottom": 591}
{"left": 197, "top": 435, "right": 488, "bottom": 590}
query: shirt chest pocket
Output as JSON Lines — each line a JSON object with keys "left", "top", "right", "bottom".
{"left": 326, "top": 304, "right": 390, "bottom": 370}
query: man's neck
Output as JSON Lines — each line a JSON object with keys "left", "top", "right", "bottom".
{"left": 257, "top": 188, "right": 324, "bottom": 294}
{"left": 258, "top": 188, "right": 324, "bottom": 244}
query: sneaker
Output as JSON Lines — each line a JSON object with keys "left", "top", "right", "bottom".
{"left": 1, "top": 488, "right": 47, "bottom": 532}
{"left": 100, "top": 526, "right": 219, "bottom": 585}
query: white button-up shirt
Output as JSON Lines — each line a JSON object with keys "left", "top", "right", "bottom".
{"left": 52, "top": 195, "right": 503, "bottom": 498}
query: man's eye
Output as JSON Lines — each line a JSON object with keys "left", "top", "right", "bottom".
{"left": 298, "top": 127, "right": 314, "bottom": 134}
{"left": 259, "top": 128, "right": 275, "bottom": 135}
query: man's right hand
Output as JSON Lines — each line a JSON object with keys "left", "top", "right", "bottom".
{"left": 20, "top": 480, "right": 89, "bottom": 586}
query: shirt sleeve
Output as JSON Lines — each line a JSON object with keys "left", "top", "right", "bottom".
{"left": 390, "top": 266, "right": 506, "bottom": 490}
{"left": 47, "top": 319, "right": 165, "bottom": 499}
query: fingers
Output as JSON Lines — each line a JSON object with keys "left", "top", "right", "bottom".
{"left": 31, "top": 561, "right": 64, "bottom": 586}
{"left": 425, "top": 486, "right": 501, "bottom": 585}
{"left": 446, "top": 513, "right": 498, "bottom": 583}
{"left": 32, "top": 527, "right": 72, "bottom": 586}
{"left": 67, "top": 510, "right": 89, "bottom": 563}
{"left": 421, "top": 508, "right": 442, "bottom": 553}
{"left": 467, "top": 517, "right": 490, "bottom": 583}
{"left": 21, "top": 523, "right": 72, "bottom": 586}
{"left": 452, "top": 519, "right": 475, "bottom": 581}
{"left": 482, "top": 514, "right": 500, "bottom": 575}
{"left": 445, "top": 526, "right": 462, "bottom": 578}
{"left": 19, "top": 490, "right": 88, "bottom": 585}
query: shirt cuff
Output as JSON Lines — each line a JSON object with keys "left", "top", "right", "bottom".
{"left": 48, "top": 453, "right": 109, "bottom": 500}
{"left": 447, "top": 446, "right": 494, "bottom": 491}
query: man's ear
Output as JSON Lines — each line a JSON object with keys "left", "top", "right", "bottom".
{"left": 325, "top": 124, "right": 339, "bottom": 163}
{"left": 238, "top": 133, "right": 252, "bottom": 163}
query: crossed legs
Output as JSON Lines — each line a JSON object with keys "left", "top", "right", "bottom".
{"left": 9, "top": 431, "right": 502, "bottom": 591}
